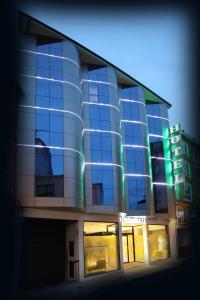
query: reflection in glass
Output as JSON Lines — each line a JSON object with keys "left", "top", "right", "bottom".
{"left": 149, "top": 225, "right": 170, "bottom": 261}
{"left": 133, "top": 226, "right": 144, "bottom": 262}
{"left": 84, "top": 222, "right": 119, "bottom": 277}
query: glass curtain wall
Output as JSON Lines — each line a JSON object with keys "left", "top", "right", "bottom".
{"left": 120, "top": 86, "right": 149, "bottom": 210}
{"left": 84, "top": 222, "right": 119, "bottom": 276}
{"left": 35, "top": 39, "right": 64, "bottom": 197}
{"left": 83, "top": 65, "right": 118, "bottom": 205}
{"left": 146, "top": 103, "right": 171, "bottom": 213}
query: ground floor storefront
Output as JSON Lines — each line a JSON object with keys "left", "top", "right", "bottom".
{"left": 19, "top": 209, "right": 178, "bottom": 290}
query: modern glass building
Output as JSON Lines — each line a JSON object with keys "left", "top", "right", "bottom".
{"left": 17, "top": 12, "right": 178, "bottom": 290}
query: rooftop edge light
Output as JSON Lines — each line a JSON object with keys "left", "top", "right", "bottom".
{"left": 20, "top": 49, "right": 80, "bottom": 67}
{"left": 82, "top": 101, "right": 120, "bottom": 112}
{"left": 19, "top": 104, "right": 84, "bottom": 124}
{"left": 20, "top": 74, "right": 82, "bottom": 93}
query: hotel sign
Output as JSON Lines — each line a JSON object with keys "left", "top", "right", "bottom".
{"left": 121, "top": 215, "right": 146, "bottom": 224}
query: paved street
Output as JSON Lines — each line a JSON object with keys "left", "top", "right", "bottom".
{"left": 18, "top": 257, "right": 199, "bottom": 300}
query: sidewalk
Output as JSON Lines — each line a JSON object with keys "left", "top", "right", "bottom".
{"left": 19, "top": 258, "right": 186, "bottom": 300}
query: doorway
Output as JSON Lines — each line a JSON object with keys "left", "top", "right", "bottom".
{"left": 122, "top": 225, "right": 144, "bottom": 263}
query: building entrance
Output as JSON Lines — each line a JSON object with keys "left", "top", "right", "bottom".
{"left": 122, "top": 225, "right": 144, "bottom": 263}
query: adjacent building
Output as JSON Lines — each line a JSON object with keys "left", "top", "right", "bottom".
{"left": 169, "top": 123, "right": 200, "bottom": 257}
{"left": 17, "top": 12, "right": 178, "bottom": 291}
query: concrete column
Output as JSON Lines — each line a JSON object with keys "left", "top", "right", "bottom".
{"left": 168, "top": 219, "right": 178, "bottom": 259}
{"left": 118, "top": 220, "right": 124, "bottom": 271}
{"left": 143, "top": 224, "right": 151, "bottom": 264}
{"left": 78, "top": 219, "right": 85, "bottom": 281}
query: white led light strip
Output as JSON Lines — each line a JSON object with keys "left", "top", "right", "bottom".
{"left": 123, "top": 144, "right": 148, "bottom": 149}
{"left": 81, "top": 79, "right": 117, "bottom": 89}
{"left": 149, "top": 134, "right": 171, "bottom": 139}
{"left": 17, "top": 144, "right": 84, "bottom": 157}
{"left": 82, "top": 101, "right": 119, "bottom": 112}
{"left": 119, "top": 98, "right": 145, "bottom": 106}
{"left": 150, "top": 156, "right": 173, "bottom": 161}
{"left": 124, "top": 174, "right": 151, "bottom": 177}
{"left": 121, "top": 120, "right": 147, "bottom": 126}
{"left": 20, "top": 49, "right": 80, "bottom": 68}
{"left": 147, "top": 114, "right": 169, "bottom": 122}
{"left": 19, "top": 104, "right": 84, "bottom": 124}
{"left": 152, "top": 182, "right": 174, "bottom": 186}
{"left": 83, "top": 129, "right": 121, "bottom": 137}
{"left": 84, "top": 162, "right": 123, "bottom": 168}
{"left": 20, "top": 74, "right": 82, "bottom": 93}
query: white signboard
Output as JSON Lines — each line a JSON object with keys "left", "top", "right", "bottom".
{"left": 121, "top": 215, "right": 146, "bottom": 224}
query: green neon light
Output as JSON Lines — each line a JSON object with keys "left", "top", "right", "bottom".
{"left": 162, "top": 126, "right": 173, "bottom": 185}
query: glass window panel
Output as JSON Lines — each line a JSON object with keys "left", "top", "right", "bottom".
{"left": 50, "top": 132, "right": 64, "bottom": 147}
{"left": 51, "top": 155, "right": 64, "bottom": 175}
{"left": 149, "top": 225, "right": 170, "bottom": 261}
{"left": 50, "top": 111, "right": 64, "bottom": 132}
{"left": 50, "top": 97, "right": 63, "bottom": 109}
{"left": 84, "top": 222, "right": 119, "bottom": 277}
{"left": 35, "top": 110, "right": 49, "bottom": 131}
{"left": 35, "top": 130, "right": 49, "bottom": 146}
{"left": 36, "top": 80, "right": 50, "bottom": 97}
{"left": 50, "top": 82, "right": 63, "bottom": 98}
{"left": 36, "top": 96, "right": 49, "bottom": 108}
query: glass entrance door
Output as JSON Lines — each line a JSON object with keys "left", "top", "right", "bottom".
{"left": 122, "top": 226, "right": 135, "bottom": 263}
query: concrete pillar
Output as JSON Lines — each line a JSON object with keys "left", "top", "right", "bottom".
{"left": 143, "top": 224, "right": 151, "bottom": 264}
{"left": 118, "top": 220, "right": 124, "bottom": 271}
{"left": 78, "top": 219, "right": 85, "bottom": 281}
{"left": 168, "top": 219, "right": 178, "bottom": 259}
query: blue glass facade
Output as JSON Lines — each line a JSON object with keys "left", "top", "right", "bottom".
{"left": 35, "top": 41, "right": 64, "bottom": 197}
{"left": 83, "top": 65, "right": 119, "bottom": 206}
{"left": 146, "top": 103, "right": 169, "bottom": 213}
{"left": 120, "top": 86, "right": 149, "bottom": 211}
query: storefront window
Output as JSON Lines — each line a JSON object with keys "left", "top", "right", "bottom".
{"left": 84, "top": 222, "right": 119, "bottom": 277}
{"left": 134, "top": 226, "right": 144, "bottom": 262}
{"left": 149, "top": 225, "right": 170, "bottom": 261}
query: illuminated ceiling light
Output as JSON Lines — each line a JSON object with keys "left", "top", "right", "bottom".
{"left": 120, "top": 120, "right": 147, "bottom": 126}
{"left": 152, "top": 182, "right": 175, "bottom": 186}
{"left": 122, "top": 144, "right": 148, "bottom": 149}
{"left": 150, "top": 156, "right": 173, "bottom": 161}
{"left": 20, "top": 74, "right": 82, "bottom": 93}
{"left": 147, "top": 114, "right": 169, "bottom": 121}
{"left": 81, "top": 79, "right": 117, "bottom": 89}
{"left": 149, "top": 134, "right": 171, "bottom": 139}
{"left": 17, "top": 144, "right": 84, "bottom": 157}
{"left": 84, "top": 162, "right": 123, "bottom": 168}
{"left": 82, "top": 101, "right": 119, "bottom": 112}
{"left": 19, "top": 104, "right": 84, "bottom": 124}
{"left": 119, "top": 99, "right": 145, "bottom": 106}
{"left": 83, "top": 128, "right": 121, "bottom": 137}
{"left": 19, "top": 49, "right": 80, "bottom": 67}
{"left": 124, "top": 173, "right": 151, "bottom": 177}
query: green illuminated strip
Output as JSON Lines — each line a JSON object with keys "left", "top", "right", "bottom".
{"left": 162, "top": 127, "right": 173, "bottom": 185}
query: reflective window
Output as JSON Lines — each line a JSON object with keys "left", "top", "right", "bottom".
{"left": 124, "top": 123, "right": 143, "bottom": 145}
{"left": 153, "top": 185, "right": 168, "bottom": 213}
{"left": 127, "top": 177, "right": 147, "bottom": 210}
{"left": 88, "top": 82, "right": 109, "bottom": 104}
{"left": 121, "top": 86, "right": 144, "bottom": 101}
{"left": 35, "top": 43, "right": 64, "bottom": 197}
{"left": 84, "top": 222, "right": 119, "bottom": 277}
{"left": 90, "top": 132, "right": 112, "bottom": 163}
{"left": 89, "top": 106, "right": 111, "bottom": 130}
{"left": 91, "top": 165, "right": 114, "bottom": 205}
{"left": 125, "top": 149, "right": 145, "bottom": 174}
{"left": 88, "top": 65, "right": 108, "bottom": 81}
{"left": 122, "top": 102, "right": 141, "bottom": 121}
